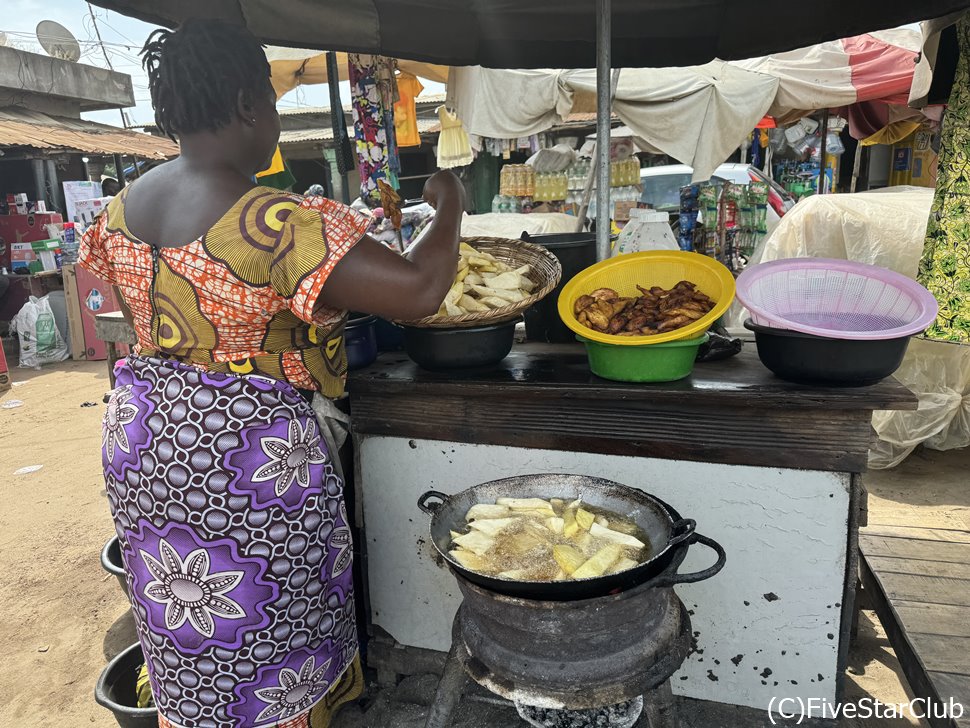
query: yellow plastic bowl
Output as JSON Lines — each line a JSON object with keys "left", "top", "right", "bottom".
{"left": 558, "top": 251, "right": 736, "bottom": 345}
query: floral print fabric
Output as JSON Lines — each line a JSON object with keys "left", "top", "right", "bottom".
{"left": 105, "top": 356, "right": 357, "bottom": 727}
{"left": 78, "top": 187, "right": 370, "bottom": 396}
{"left": 348, "top": 53, "right": 400, "bottom": 206}
{"left": 919, "top": 13, "right": 970, "bottom": 342}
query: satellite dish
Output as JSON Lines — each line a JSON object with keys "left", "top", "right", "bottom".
{"left": 36, "top": 20, "right": 81, "bottom": 62}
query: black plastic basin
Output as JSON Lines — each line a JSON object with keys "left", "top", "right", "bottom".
{"left": 402, "top": 318, "right": 520, "bottom": 371}
{"left": 100, "top": 536, "right": 129, "bottom": 598}
{"left": 94, "top": 642, "right": 158, "bottom": 728}
{"left": 744, "top": 319, "right": 910, "bottom": 386}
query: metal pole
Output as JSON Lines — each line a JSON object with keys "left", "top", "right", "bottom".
{"left": 326, "top": 51, "right": 352, "bottom": 204}
{"left": 114, "top": 154, "right": 127, "bottom": 189}
{"left": 595, "top": 0, "right": 612, "bottom": 261}
{"left": 817, "top": 109, "right": 829, "bottom": 194}
{"left": 575, "top": 68, "right": 620, "bottom": 231}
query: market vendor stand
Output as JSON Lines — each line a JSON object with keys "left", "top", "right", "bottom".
{"left": 348, "top": 343, "right": 917, "bottom": 720}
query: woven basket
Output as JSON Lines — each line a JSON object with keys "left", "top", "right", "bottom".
{"left": 401, "top": 236, "right": 563, "bottom": 329}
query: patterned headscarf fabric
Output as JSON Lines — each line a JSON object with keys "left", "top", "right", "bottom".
{"left": 919, "top": 13, "right": 970, "bottom": 343}
{"left": 78, "top": 187, "right": 370, "bottom": 396}
{"left": 105, "top": 355, "right": 357, "bottom": 727}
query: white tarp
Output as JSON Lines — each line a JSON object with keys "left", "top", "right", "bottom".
{"left": 448, "top": 63, "right": 779, "bottom": 182}
{"left": 735, "top": 188, "right": 970, "bottom": 469}
{"left": 447, "top": 31, "right": 920, "bottom": 181}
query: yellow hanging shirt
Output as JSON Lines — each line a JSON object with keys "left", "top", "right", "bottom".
{"left": 394, "top": 73, "right": 424, "bottom": 148}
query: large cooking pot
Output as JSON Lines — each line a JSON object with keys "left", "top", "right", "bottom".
{"left": 418, "top": 473, "right": 725, "bottom": 601}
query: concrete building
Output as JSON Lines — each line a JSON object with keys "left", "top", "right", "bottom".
{"left": 0, "top": 45, "right": 177, "bottom": 214}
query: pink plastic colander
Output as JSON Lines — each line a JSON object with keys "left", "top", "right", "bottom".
{"left": 735, "top": 258, "right": 939, "bottom": 341}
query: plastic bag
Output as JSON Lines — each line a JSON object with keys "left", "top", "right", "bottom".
{"left": 11, "top": 295, "right": 70, "bottom": 368}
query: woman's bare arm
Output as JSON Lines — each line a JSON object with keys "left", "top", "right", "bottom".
{"left": 314, "top": 170, "right": 465, "bottom": 321}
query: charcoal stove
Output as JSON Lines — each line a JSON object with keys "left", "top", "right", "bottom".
{"left": 416, "top": 476, "right": 726, "bottom": 728}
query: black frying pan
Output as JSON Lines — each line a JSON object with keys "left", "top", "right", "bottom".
{"left": 418, "top": 473, "right": 725, "bottom": 601}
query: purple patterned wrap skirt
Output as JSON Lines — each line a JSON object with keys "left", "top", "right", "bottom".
{"left": 102, "top": 356, "right": 357, "bottom": 727}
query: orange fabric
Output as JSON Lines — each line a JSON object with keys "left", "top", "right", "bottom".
{"left": 78, "top": 186, "right": 369, "bottom": 395}
{"left": 394, "top": 72, "right": 425, "bottom": 147}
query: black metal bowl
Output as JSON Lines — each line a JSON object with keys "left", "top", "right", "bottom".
{"left": 744, "top": 318, "right": 911, "bottom": 386}
{"left": 418, "top": 473, "right": 725, "bottom": 601}
{"left": 401, "top": 317, "right": 520, "bottom": 371}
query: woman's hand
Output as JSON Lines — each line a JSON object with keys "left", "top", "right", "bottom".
{"left": 422, "top": 170, "right": 465, "bottom": 210}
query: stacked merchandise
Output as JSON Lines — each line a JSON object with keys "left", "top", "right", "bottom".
{"left": 0, "top": 193, "right": 64, "bottom": 275}
{"left": 681, "top": 181, "right": 769, "bottom": 274}
{"left": 768, "top": 117, "right": 846, "bottom": 198}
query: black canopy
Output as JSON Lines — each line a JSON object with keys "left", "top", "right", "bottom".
{"left": 89, "top": 0, "right": 970, "bottom": 68}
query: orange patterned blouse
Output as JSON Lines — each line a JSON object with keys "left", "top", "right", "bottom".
{"left": 78, "top": 186, "right": 370, "bottom": 397}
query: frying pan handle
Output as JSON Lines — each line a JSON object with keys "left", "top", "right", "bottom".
{"left": 417, "top": 490, "right": 449, "bottom": 515}
{"left": 656, "top": 533, "right": 726, "bottom": 586}
{"left": 666, "top": 519, "right": 696, "bottom": 550}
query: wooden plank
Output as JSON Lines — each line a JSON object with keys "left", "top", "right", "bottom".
{"left": 907, "top": 634, "right": 970, "bottom": 676}
{"left": 927, "top": 673, "right": 970, "bottom": 728}
{"left": 349, "top": 346, "right": 918, "bottom": 412}
{"left": 351, "top": 387, "right": 876, "bottom": 472}
{"left": 862, "top": 525, "right": 970, "bottom": 544}
{"left": 860, "top": 535, "right": 970, "bottom": 565}
{"left": 865, "top": 555, "right": 970, "bottom": 581}
{"left": 876, "top": 572, "right": 970, "bottom": 608}
{"left": 860, "top": 555, "right": 968, "bottom": 728}
{"left": 893, "top": 602, "right": 970, "bottom": 638}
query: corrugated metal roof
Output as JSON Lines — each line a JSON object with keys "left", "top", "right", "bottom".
{"left": 280, "top": 118, "right": 440, "bottom": 146}
{"left": 0, "top": 108, "right": 179, "bottom": 159}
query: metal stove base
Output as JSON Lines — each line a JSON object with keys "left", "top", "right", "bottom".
{"left": 425, "top": 606, "right": 692, "bottom": 728}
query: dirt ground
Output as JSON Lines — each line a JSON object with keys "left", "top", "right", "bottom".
{"left": 0, "top": 358, "right": 965, "bottom": 727}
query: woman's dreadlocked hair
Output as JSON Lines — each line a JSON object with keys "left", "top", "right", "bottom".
{"left": 141, "top": 20, "right": 272, "bottom": 141}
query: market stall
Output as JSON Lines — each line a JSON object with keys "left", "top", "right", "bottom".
{"left": 348, "top": 345, "right": 917, "bottom": 713}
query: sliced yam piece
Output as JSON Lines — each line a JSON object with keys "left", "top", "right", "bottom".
{"left": 479, "top": 296, "right": 512, "bottom": 309}
{"left": 497, "top": 568, "right": 531, "bottom": 580}
{"left": 444, "top": 300, "right": 463, "bottom": 317}
{"left": 589, "top": 522, "right": 647, "bottom": 549}
{"left": 464, "top": 503, "right": 511, "bottom": 521}
{"left": 512, "top": 264, "right": 532, "bottom": 276}
{"left": 452, "top": 530, "right": 495, "bottom": 556}
{"left": 518, "top": 276, "right": 536, "bottom": 292}
{"left": 562, "top": 507, "right": 580, "bottom": 538}
{"left": 486, "top": 271, "right": 525, "bottom": 290}
{"left": 545, "top": 517, "right": 565, "bottom": 535}
{"left": 450, "top": 549, "right": 488, "bottom": 572}
{"left": 574, "top": 508, "right": 595, "bottom": 532}
{"left": 459, "top": 294, "right": 490, "bottom": 313}
{"left": 571, "top": 544, "right": 623, "bottom": 579}
{"left": 607, "top": 518, "right": 640, "bottom": 536}
{"left": 468, "top": 517, "right": 517, "bottom": 536}
{"left": 595, "top": 515, "right": 610, "bottom": 528}
{"left": 609, "top": 557, "right": 640, "bottom": 574}
{"left": 549, "top": 498, "right": 566, "bottom": 515}
{"left": 553, "top": 544, "right": 588, "bottom": 575}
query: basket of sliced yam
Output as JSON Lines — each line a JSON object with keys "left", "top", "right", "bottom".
{"left": 401, "top": 237, "right": 562, "bottom": 328}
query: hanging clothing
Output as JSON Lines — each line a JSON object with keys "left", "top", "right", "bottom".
{"left": 436, "top": 106, "right": 474, "bottom": 169}
{"left": 918, "top": 13, "right": 970, "bottom": 343}
{"left": 394, "top": 72, "right": 425, "bottom": 147}
{"left": 347, "top": 54, "right": 400, "bottom": 205}
{"left": 78, "top": 187, "right": 370, "bottom": 396}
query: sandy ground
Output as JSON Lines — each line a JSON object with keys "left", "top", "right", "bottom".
{"left": 0, "top": 358, "right": 965, "bottom": 727}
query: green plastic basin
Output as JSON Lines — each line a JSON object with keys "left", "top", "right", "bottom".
{"left": 578, "top": 333, "right": 709, "bottom": 383}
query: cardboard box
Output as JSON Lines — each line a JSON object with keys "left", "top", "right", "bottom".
{"left": 0, "top": 212, "right": 64, "bottom": 269}
{"left": 62, "top": 263, "right": 125, "bottom": 360}
{"left": 27, "top": 201, "right": 47, "bottom": 214}
{"left": 73, "top": 197, "right": 112, "bottom": 231}
{"left": 10, "top": 242, "right": 35, "bottom": 273}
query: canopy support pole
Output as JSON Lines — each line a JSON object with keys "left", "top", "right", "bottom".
{"left": 114, "top": 154, "right": 127, "bottom": 189}
{"left": 595, "top": 0, "right": 612, "bottom": 261}
{"left": 817, "top": 109, "right": 829, "bottom": 194}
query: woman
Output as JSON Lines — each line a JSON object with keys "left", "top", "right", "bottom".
{"left": 79, "top": 20, "right": 464, "bottom": 728}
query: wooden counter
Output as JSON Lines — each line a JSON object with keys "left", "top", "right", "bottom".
{"left": 349, "top": 343, "right": 918, "bottom": 718}
{"left": 350, "top": 344, "right": 917, "bottom": 473}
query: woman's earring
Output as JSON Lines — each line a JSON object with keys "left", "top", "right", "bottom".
{"left": 250, "top": 117, "right": 257, "bottom": 125}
